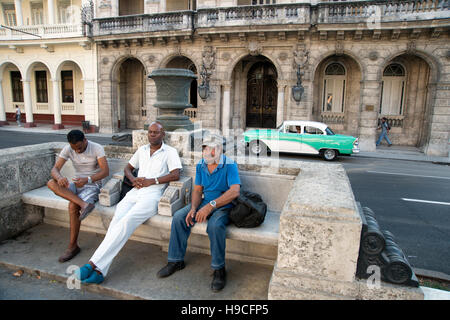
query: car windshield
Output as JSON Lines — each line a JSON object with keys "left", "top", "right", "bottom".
{"left": 325, "top": 127, "right": 335, "bottom": 135}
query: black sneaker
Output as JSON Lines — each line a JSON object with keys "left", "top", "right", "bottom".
{"left": 211, "top": 267, "right": 226, "bottom": 292}
{"left": 157, "top": 261, "right": 185, "bottom": 278}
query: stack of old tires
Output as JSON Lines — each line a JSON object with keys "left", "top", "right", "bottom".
{"left": 356, "top": 206, "right": 419, "bottom": 287}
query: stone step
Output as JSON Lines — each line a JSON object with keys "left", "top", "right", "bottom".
{"left": 0, "top": 223, "right": 273, "bottom": 300}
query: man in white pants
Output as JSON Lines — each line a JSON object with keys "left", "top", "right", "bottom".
{"left": 76, "top": 122, "right": 182, "bottom": 284}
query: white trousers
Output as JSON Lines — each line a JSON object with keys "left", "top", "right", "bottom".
{"left": 90, "top": 188, "right": 162, "bottom": 276}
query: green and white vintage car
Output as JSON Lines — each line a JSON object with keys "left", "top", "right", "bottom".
{"left": 243, "top": 120, "right": 359, "bottom": 161}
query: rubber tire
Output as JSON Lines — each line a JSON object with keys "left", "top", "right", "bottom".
{"left": 249, "top": 140, "right": 268, "bottom": 157}
{"left": 322, "top": 149, "right": 338, "bottom": 161}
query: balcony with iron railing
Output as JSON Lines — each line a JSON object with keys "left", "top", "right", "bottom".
{"left": 92, "top": 10, "right": 194, "bottom": 37}
{"left": 317, "top": 0, "right": 450, "bottom": 25}
{"left": 196, "top": 3, "right": 311, "bottom": 29}
{"left": 0, "top": 23, "right": 84, "bottom": 41}
{"left": 88, "top": 1, "right": 449, "bottom": 38}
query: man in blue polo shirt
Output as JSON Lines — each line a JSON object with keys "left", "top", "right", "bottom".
{"left": 157, "top": 133, "right": 241, "bottom": 292}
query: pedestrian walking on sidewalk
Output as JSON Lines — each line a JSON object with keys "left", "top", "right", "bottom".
{"left": 15, "top": 105, "right": 21, "bottom": 126}
{"left": 376, "top": 117, "right": 392, "bottom": 147}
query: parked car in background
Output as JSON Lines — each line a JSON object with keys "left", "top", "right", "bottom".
{"left": 243, "top": 120, "right": 359, "bottom": 161}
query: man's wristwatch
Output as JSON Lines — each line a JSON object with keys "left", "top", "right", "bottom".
{"left": 154, "top": 177, "right": 159, "bottom": 185}
{"left": 209, "top": 200, "right": 217, "bottom": 209}
{"left": 87, "top": 176, "right": 92, "bottom": 184}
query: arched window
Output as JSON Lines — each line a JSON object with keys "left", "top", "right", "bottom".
{"left": 380, "top": 63, "right": 406, "bottom": 115}
{"left": 322, "top": 63, "right": 346, "bottom": 113}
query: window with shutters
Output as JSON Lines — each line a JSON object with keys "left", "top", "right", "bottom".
{"left": 61, "top": 70, "right": 74, "bottom": 103}
{"left": 3, "top": 3, "right": 17, "bottom": 26}
{"left": 35, "top": 71, "right": 48, "bottom": 103}
{"left": 380, "top": 63, "right": 406, "bottom": 115}
{"left": 10, "top": 71, "right": 23, "bottom": 102}
{"left": 31, "top": 2, "right": 44, "bottom": 25}
{"left": 322, "top": 63, "right": 346, "bottom": 113}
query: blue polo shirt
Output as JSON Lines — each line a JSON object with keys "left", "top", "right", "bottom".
{"left": 195, "top": 155, "right": 241, "bottom": 209}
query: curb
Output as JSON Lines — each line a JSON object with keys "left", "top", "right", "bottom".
{"left": 413, "top": 268, "right": 450, "bottom": 283}
{"left": 0, "top": 261, "right": 145, "bottom": 300}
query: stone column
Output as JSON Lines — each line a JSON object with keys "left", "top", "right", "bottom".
{"left": 276, "top": 81, "right": 287, "bottom": 127}
{"left": 111, "top": 0, "right": 119, "bottom": 16}
{"left": 358, "top": 110, "right": 377, "bottom": 152}
{"left": 359, "top": 80, "right": 381, "bottom": 152}
{"left": 222, "top": 82, "right": 231, "bottom": 135}
{"left": 0, "top": 79, "right": 9, "bottom": 125}
{"left": 51, "top": 79, "right": 64, "bottom": 130}
{"left": 14, "top": 0, "right": 23, "bottom": 26}
{"left": 22, "top": 80, "right": 35, "bottom": 127}
{"left": 424, "top": 83, "right": 450, "bottom": 158}
{"left": 160, "top": 0, "right": 166, "bottom": 12}
{"left": 47, "top": 0, "right": 55, "bottom": 24}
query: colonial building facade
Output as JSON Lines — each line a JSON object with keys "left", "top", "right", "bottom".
{"left": 0, "top": 0, "right": 97, "bottom": 130}
{"left": 1, "top": 0, "right": 449, "bottom": 157}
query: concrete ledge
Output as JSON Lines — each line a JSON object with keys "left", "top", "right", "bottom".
{"left": 22, "top": 186, "right": 280, "bottom": 266}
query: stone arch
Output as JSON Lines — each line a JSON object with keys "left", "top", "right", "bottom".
{"left": 226, "top": 51, "right": 283, "bottom": 82}
{"left": 377, "top": 49, "right": 440, "bottom": 84}
{"left": 110, "top": 54, "right": 149, "bottom": 83}
{"left": 376, "top": 50, "right": 436, "bottom": 149}
{"left": 24, "top": 60, "right": 54, "bottom": 82}
{"left": 312, "top": 53, "right": 363, "bottom": 136}
{"left": 229, "top": 54, "right": 279, "bottom": 130}
{"left": 310, "top": 49, "right": 366, "bottom": 82}
{"left": 54, "top": 59, "right": 86, "bottom": 81}
{"left": 0, "top": 59, "right": 24, "bottom": 80}
{"left": 110, "top": 55, "right": 148, "bottom": 130}
{"left": 159, "top": 51, "right": 200, "bottom": 74}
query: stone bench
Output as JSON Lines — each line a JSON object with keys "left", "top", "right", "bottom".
{"left": 21, "top": 158, "right": 296, "bottom": 266}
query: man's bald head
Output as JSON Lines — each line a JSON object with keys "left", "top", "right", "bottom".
{"left": 147, "top": 121, "right": 165, "bottom": 146}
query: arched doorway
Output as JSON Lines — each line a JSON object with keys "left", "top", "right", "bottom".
{"left": 0, "top": 62, "right": 23, "bottom": 124}
{"left": 379, "top": 54, "right": 431, "bottom": 148}
{"left": 117, "top": 58, "right": 146, "bottom": 130}
{"left": 245, "top": 60, "right": 278, "bottom": 128}
{"left": 313, "top": 54, "right": 361, "bottom": 136}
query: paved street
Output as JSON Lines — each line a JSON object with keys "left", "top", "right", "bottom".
{"left": 0, "top": 129, "right": 449, "bottom": 276}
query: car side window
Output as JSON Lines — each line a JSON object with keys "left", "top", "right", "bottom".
{"left": 286, "top": 125, "right": 302, "bottom": 134}
{"left": 304, "top": 126, "right": 324, "bottom": 135}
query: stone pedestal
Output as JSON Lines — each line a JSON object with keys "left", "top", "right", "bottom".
{"left": 133, "top": 128, "right": 205, "bottom": 158}
{"left": 268, "top": 161, "right": 424, "bottom": 300}
{"left": 148, "top": 68, "right": 197, "bottom": 131}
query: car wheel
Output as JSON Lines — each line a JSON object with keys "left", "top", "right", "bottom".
{"left": 322, "top": 149, "right": 338, "bottom": 161}
{"left": 249, "top": 140, "right": 268, "bottom": 157}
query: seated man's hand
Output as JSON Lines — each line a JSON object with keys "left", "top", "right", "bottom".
{"left": 57, "top": 177, "right": 69, "bottom": 189}
{"left": 72, "top": 177, "right": 87, "bottom": 188}
{"left": 134, "top": 177, "right": 153, "bottom": 189}
{"left": 185, "top": 207, "right": 197, "bottom": 227}
{"left": 195, "top": 205, "right": 213, "bottom": 224}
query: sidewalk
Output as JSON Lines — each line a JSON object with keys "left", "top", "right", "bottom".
{"left": 0, "top": 121, "right": 124, "bottom": 138}
{"left": 1, "top": 122, "right": 449, "bottom": 164}
{"left": 0, "top": 223, "right": 448, "bottom": 300}
{"left": 354, "top": 145, "right": 450, "bottom": 165}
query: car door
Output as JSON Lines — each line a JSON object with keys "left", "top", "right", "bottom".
{"left": 277, "top": 124, "right": 302, "bottom": 153}
{"left": 299, "top": 125, "right": 324, "bottom": 154}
